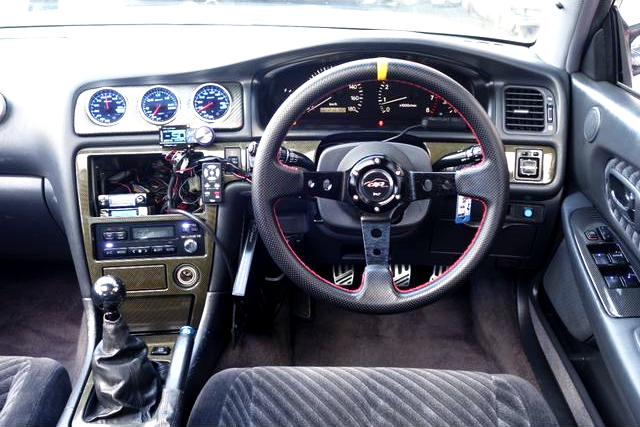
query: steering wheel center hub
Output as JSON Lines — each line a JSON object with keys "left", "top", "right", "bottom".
{"left": 348, "top": 156, "right": 403, "bottom": 213}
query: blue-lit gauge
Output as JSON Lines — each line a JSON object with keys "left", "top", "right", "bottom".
{"left": 86, "top": 88, "right": 127, "bottom": 126}
{"left": 139, "top": 86, "right": 180, "bottom": 125}
{"left": 192, "top": 83, "right": 232, "bottom": 122}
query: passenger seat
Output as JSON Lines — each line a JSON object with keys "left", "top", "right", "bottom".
{"left": 0, "top": 356, "right": 71, "bottom": 427}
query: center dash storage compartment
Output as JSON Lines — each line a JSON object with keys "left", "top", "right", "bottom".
{"left": 89, "top": 153, "right": 203, "bottom": 217}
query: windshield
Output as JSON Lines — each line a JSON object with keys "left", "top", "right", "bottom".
{"left": 0, "top": 0, "right": 548, "bottom": 43}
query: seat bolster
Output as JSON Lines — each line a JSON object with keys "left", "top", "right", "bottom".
{"left": 495, "top": 374, "right": 559, "bottom": 427}
{"left": 188, "top": 368, "right": 246, "bottom": 427}
{"left": 0, "top": 356, "right": 71, "bottom": 427}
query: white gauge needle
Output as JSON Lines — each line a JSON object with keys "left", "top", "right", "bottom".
{"left": 380, "top": 96, "right": 408, "bottom": 106}
{"left": 307, "top": 96, "right": 332, "bottom": 112}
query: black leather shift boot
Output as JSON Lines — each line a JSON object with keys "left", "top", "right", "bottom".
{"left": 84, "top": 316, "right": 160, "bottom": 422}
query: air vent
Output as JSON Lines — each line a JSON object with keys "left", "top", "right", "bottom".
{"left": 504, "top": 87, "right": 546, "bottom": 132}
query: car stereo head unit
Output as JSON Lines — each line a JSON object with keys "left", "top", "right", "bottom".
{"left": 94, "top": 221, "right": 205, "bottom": 260}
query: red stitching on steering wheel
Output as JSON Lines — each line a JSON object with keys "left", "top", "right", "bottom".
{"left": 272, "top": 78, "right": 489, "bottom": 293}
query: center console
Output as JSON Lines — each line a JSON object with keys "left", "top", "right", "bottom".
{"left": 76, "top": 147, "right": 236, "bottom": 334}
{"left": 73, "top": 144, "right": 250, "bottom": 427}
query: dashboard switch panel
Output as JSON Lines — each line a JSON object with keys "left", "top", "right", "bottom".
{"left": 515, "top": 149, "right": 543, "bottom": 181}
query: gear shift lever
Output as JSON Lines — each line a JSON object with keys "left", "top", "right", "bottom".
{"left": 91, "top": 275, "right": 126, "bottom": 321}
{"left": 85, "top": 275, "right": 161, "bottom": 422}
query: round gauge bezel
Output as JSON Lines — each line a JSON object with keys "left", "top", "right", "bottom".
{"left": 191, "top": 83, "right": 233, "bottom": 123}
{"left": 139, "top": 85, "right": 180, "bottom": 125}
{"left": 85, "top": 87, "right": 128, "bottom": 127}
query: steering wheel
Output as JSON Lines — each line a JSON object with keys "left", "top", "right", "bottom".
{"left": 252, "top": 58, "right": 508, "bottom": 313}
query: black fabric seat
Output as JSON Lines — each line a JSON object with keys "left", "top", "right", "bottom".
{"left": 188, "top": 366, "right": 558, "bottom": 427}
{"left": 0, "top": 356, "right": 71, "bottom": 427}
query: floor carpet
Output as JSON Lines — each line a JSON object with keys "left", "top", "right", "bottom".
{"left": 216, "top": 274, "right": 537, "bottom": 389}
{"left": 0, "top": 261, "right": 84, "bottom": 381}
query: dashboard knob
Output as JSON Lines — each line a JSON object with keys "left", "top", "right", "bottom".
{"left": 193, "top": 126, "right": 215, "bottom": 147}
{"left": 183, "top": 238, "right": 198, "bottom": 254}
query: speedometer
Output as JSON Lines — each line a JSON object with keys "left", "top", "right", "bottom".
{"left": 304, "top": 66, "right": 364, "bottom": 116}
{"left": 306, "top": 83, "right": 364, "bottom": 115}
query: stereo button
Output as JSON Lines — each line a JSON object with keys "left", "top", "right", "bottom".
{"left": 115, "top": 248, "right": 128, "bottom": 256}
{"left": 128, "top": 247, "right": 150, "bottom": 256}
{"left": 102, "top": 232, "right": 115, "bottom": 241}
{"left": 151, "top": 246, "right": 165, "bottom": 254}
{"left": 164, "top": 245, "right": 177, "bottom": 254}
{"left": 115, "top": 231, "right": 128, "bottom": 240}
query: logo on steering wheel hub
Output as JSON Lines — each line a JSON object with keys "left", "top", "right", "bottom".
{"left": 348, "top": 156, "right": 404, "bottom": 213}
{"left": 359, "top": 170, "right": 395, "bottom": 203}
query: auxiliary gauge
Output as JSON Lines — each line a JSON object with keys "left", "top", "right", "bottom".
{"left": 140, "top": 86, "right": 180, "bottom": 125}
{"left": 86, "top": 88, "right": 127, "bottom": 126}
{"left": 192, "top": 83, "right": 232, "bottom": 122}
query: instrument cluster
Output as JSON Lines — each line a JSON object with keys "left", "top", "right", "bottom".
{"left": 260, "top": 58, "right": 480, "bottom": 131}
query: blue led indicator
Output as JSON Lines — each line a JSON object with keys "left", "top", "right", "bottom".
{"left": 523, "top": 208, "right": 534, "bottom": 219}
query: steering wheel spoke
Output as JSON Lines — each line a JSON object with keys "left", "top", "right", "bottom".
{"left": 302, "top": 171, "right": 347, "bottom": 201}
{"left": 408, "top": 171, "right": 457, "bottom": 200}
{"left": 359, "top": 215, "right": 397, "bottom": 294}
{"left": 455, "top": 162, "right": 498, "bottom": 202}
{"left": 361, "top": 215, "right": 391, "bottom": 266}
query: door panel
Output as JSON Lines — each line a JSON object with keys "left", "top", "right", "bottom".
{"left": 561, "top": 66, "right": 640, "bottom": 426}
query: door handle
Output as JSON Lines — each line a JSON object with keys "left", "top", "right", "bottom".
{"left": 608, "top": 168, "right": 640, "bottom": 229}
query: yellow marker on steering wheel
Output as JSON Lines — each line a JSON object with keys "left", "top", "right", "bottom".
{"left": 377, "top": 58, "right": 388, "bottom": 81}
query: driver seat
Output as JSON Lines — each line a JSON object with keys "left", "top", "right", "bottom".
{"left": 187, "top": 366, "right": 558, "bottom": 427}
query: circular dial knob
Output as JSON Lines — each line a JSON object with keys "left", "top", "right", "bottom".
{"left": 193, "top": 126, "right": 215, "bottom": 146}
{"left": 183, "top": 239, "right": 198, "bottom": 254}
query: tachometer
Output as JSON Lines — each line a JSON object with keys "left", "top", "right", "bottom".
{"left": 86, "top": 88, "right": 127, "bottom": 126}
{"left": 139, "top": 86, "right": 179, "bottom": 125}
{"left": 377, "top": 81, "right": 425, "bottom": 117}
{"left": 192, "top": 83, "right": 232, "bottom": 122}
{"left": 425, "top": 93, "right": 456, "bottom": 119}
{"left": 377, "top": 81, "right": 461, "bottom": 125}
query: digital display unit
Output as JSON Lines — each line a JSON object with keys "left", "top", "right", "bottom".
{"left": 132, "top": 225, "right": 175, "bottom": 240}
{"left": 160, "top": 126, "right": 190, "bottom": 147}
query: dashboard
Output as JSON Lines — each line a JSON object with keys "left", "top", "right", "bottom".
{"left": 74, "top": 52, "right": 488, "bottom": 136}
{"left": 0, "top": 24, "right": 569, "bottom": 295}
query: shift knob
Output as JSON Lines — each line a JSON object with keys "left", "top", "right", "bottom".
{"left": 92, "top": 276, "right": 126, "bottom": 317}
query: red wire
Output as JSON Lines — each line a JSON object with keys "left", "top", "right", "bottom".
{"left": 232, "top": 172, "right": 252, "bottom": 183}
{"left": 112, "top": 182, "right": 132, "bottom": 192}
